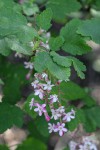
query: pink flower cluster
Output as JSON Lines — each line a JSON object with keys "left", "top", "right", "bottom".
{"left": 69, "top": 136, "right": 97, "bottom": 150}
{"left": 29, "top": 72, "right": 75, "bottom": 136}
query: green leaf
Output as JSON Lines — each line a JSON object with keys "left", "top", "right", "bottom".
{"left": 69, "top": 56, "right": 86, "bottom": 79}
{"left": 34, "top": 116, "right": 49, "bottom": 137}
{"left": 95, "top": 0, "right": 100, "bottom": 10}
{"left": 0, "top": 0, "right": 27, "bottom": 37}
{"left": 46, "top": 0, "right": 81, "bottom": 22}
{"left": 51, "top": 81, "right": 96, "bottom": 106}
{"left": 34, "top": 51, "right": 51, "bottom": 72}
{"left": 47, "top": 59, "right": 71, "bottom": 81}
{"left": 77, "top": 18, "right": 100, "bottom": 44}
{"left": 50, "top": 51, "right": 72, "bottom": 67}
{"left": 22, "top": 2, "right": 39, "bottom": 16}
{"left": 0, "top": 145, "right": 9, "bottom": 150}
{"left": 0, "top": 59, "right": 28, "bottom": 104}
{"left": 27, "top": 121, "right": 48, "bottom": 143}
{"left": 5, "top": 36, "right": 33, "bottom": 56}
{"left": 0, "top": 103, "right": 24, "bottom": 133}
{"left": 60, "top": 19, "right": 91, "bottom": 55}
{"left": 34, "top": 51, "right": 71, "bottom": 80}
{"left": 17, "top": 138, "right": 47, "bottom": 150}
{"left": 83, "top": 106, "right": 100, "bottom": 132}
{"left": 0, "top": 38, "right": 11, "bottom": 56}
{"left": 0, "top": 0, "right": 38, "bottom": 56}
{"left": 50, "top": 52, "right": 86, "bottom": 79}
{"left": 17, "top": 25, "right": 38, "bottom": 43}
{"left": 49, "top": 36, "right": 64, "bottom": 51}
{"left": 36, "top": 8, "right": 53, "bottom": 31}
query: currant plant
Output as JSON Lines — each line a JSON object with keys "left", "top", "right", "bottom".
{"left": 0, "top": 0, "right": 100, "bottom": 149}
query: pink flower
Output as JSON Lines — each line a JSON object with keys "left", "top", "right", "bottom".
{"left": 41, "top": 73, "right": 48, "bottom": 80}
{"left": 51, "top": 109, "right": 61, "bottom": 120}
{"left": 48, "top": 123, "right": 55, "bottom": 133}
{"left": 24, "top": 62, "right": 34, "bottom": 70}
{"left": 34, "top": 104, "right": 46, "bottom": 116}
{"left": 26, "top": 72, "right": 31, "bottom": 80}
{"left": 31, "top": 80, "right": 39, "bottom": 88}
{"left": 44, "top": 112, "right": 50, "bottom": 122}
{"left": 43, "top": 81, "right": 54, "bottom": 91}
{"left": 57, "top": 106, "right": 65, "bottom": 113}
{"left": 41, "top": 41, "right": 50, "bottom": 50}
{"left": 54, "top": 122, "right": 67, "bottom": 136}
{"left": 63, "top": 109, "right": 75, "bottom": 122}
{"left": 48, "top": 94, "right": 58, "bottom": 103}
{"left": 34, "top": 88, "right": 44, "bottom": 99}
{"left": 34, "top": 73, "right": 40, "bottom": 79}
{"left": 69, "top": 141, "right": 77, "bottom": 150}
{"left": 15, "top": 52, "right": 23, "bottom": 58}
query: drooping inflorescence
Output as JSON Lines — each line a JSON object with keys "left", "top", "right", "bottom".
{"left": 29, "top": 72, "right": 75, "bottom": 136}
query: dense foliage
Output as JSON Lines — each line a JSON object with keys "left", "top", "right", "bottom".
{"left": 0, "top": 0, "right": 100, "bottom": 149}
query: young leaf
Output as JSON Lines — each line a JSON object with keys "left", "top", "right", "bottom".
{"left": 60, "top": 19, "right": 91, "bottom": 55}
{"left": 77, "top": 18, "right": 100, "bottom": 44}
{"left": 49, "top": 36, "right": 64, "bottom": 51}
{"left": 46, "top": 0, "right": 81, "bottom": 22}
{"left": 0, "top": 103, "right": 24, "bottom": 133}
{"left": 36, "top": 8, "right": 53, "bottom": 31}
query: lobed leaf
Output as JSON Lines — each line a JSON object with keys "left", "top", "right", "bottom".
{"left": 34, "top": 51, "right": 71, "bottom": 80}
{"left": 50, "top": 51, "right": 86, "bottom": 79}
{"left": 49, "top": 36, "right": 64, "bottom": 51}
{"left": 36, "top": 8, "right": 53, "bottom": 31}
{"left": 60, "top": 19, "right": 91, "bottom": 55}
{"left": 77, "top": 18, "right": 100, "bottom": 44}
{"left": 46, "top": 0, "right": 81, "bottom": 22}
{"left": 69, "top": 56, "right": 86, "bottom": 79}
